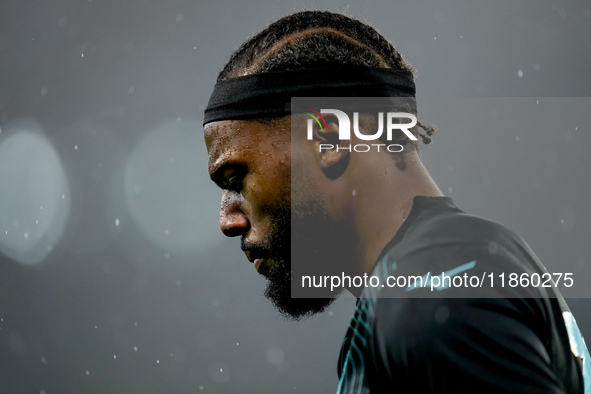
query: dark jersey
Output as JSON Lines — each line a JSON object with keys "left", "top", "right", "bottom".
{"left": 337, "top": 196, "right": 590, "bottom": 393}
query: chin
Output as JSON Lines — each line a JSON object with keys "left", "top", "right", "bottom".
{"left": 262, "top": 255, "right": 337, "bottom": 321}
{"left": 254, "top": 257, "right": 273, "bottom": 277}
{"left": 265, "top": 284, "right": 336, "bottom": 321}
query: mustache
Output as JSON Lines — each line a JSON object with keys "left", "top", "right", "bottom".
{"left": 241, "top": 239, "right": 273, "bottom": 255}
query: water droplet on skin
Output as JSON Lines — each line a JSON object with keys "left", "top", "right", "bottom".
{"left": 115, "top": 218, "right": 120, "bottom": 227}
{"left": 518, "top": 69, "right": 523, "bottom": 78}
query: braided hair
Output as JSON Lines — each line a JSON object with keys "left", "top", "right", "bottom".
{"left": 218, "top": 10, "right": 436, "bottom": 147}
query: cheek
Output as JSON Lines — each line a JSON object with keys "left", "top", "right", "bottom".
{"left": 278, "top": 161, "right": 291, "bottom": 196}
{"left": 244, "top": 168, "right": 290, "bottom": 219}
{"left": 263, "top": 168, "right": 291, "bottom": 211}
{"left": 291, "top": 154, "right": 317, "bottom": 202}
{"left": 260, "top": 170, "right": 291, "bottom": 217}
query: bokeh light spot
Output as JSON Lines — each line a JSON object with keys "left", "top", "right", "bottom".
{"left": 0, "top": 124, "right": 70, "bottom": 265}
{"left": 124, "top": 119, "right": 220, "bottom": 255}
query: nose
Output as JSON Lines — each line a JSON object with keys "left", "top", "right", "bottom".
{"left": 219, "top": 191, "right": 249, "bottom": 237}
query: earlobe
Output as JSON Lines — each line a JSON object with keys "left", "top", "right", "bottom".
{"left": 312, "top": 120, "right": 350, "bottom": 178}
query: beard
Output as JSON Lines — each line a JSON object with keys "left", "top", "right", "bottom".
{"left": 247, "top": 176, "right": 354, "bottom": 321}
{"left": 263, "top": 255, "right": 336, "bottom": 321}
{"left": 252, "top": 200, "right": 336, "bottom": 321}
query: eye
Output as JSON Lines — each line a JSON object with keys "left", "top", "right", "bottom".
{"left": 223, "top": 169, "right": 245, "bottom": 193}
{"left": 226, "top": 175, "right": 242, "bottom": 191}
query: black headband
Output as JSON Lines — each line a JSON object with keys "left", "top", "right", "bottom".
{"left": 203, "top": 67, "right": 416, "bottom": 126}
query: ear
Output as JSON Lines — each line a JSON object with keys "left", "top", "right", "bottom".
{"left": 307, "top": 117, "right": 350, "bottom": 180}
{"left": 310, "top": 117, "right": 350, "bottom": 169}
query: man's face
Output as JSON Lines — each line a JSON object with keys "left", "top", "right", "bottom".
{"left": 204, "top": 118, "right": 335, "bottom": 319}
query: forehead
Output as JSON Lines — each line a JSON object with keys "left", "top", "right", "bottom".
{"left": 204, "top": 119, "right": 289, "bottom": 172}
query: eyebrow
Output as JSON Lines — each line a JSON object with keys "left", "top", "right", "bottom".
{"left": 209, "top": 160, "right": 229, "bottom": 184}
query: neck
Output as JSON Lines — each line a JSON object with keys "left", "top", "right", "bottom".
{"left": 345, "top": 150, "right": 442, "bottom": 297}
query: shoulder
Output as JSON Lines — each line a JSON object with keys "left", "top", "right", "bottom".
{"left": 360, "top": 198, "right": 578, "bottom": 392}
{"left": 405, "top": 201, "right": 525, "bottom": 253}
{"left": 381, "top": 199, "right": 546, "bottom": 289}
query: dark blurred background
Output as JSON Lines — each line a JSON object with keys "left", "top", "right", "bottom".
{"left": 0, "top": 1, "right": 590, "bottom": 393}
